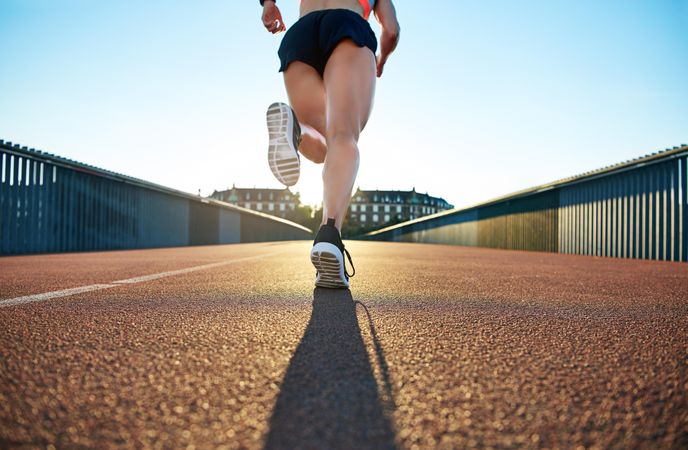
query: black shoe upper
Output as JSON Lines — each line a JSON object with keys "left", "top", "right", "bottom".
{"left": 314, "top": 218, "right": 344, "bottom": 252}
{"left": 313, "top": 218, "right": 355, "bottom": 278}
{"left": 290, "top": 106, "right": 302, "bottom": 151}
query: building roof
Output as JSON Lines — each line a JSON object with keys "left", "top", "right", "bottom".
{"left": 211, "top": 185, "right": 298, "bottom": 200}
{"left": 353, "top": 187, "right": 453, "bottom": 207}
{"left": 213, "top": 185, "right": 294, "bottom": 194}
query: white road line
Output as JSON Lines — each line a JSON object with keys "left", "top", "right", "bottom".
{"left": 0, "top": 284, "right": 118, "bottom": 308}
{"left": 111, "top": 254, "right": 274, "bottom": 284}
{"left": 0, "top": 252, "right": 281, "bottom": 308}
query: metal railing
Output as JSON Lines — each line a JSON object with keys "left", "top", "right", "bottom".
{"left": 362, "top": 145, "right": 688, "bottom": 262}
{"left": 0, "top": 140, "right": 312, "bottom": 255}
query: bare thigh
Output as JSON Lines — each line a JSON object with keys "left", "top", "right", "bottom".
{"left": 323, "top": 39, "right": 376, "bottom": 141}
{"left": 283, "top": 61, "right": 327, "bottom": 136}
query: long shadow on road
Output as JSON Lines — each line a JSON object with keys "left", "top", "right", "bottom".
{"left": 264, "top": 288, "right": 397, "bottom": 450}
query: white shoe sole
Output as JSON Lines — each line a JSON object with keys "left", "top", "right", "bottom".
{"left": 311, "top": 242, "right": 350, "bottom": 289}
{"left": 266, "top": 102, "right": 300, "bottom": 187}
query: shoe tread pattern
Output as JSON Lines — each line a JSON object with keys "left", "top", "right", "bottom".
{"left": 311, "top": 250, "right": 349, "bottom": 289}
{"left": 267, "top": 102, "right": 300, "bottom": 186}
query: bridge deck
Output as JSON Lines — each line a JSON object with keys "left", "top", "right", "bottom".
{"left": 1, "top": 242, "right": 686, "bottom": 449}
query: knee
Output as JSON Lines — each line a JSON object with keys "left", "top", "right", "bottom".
{"left": 325, "top": 131, "right": 359, "bottom": 161}
{"left": 325, "top": 128, "right": 359, "bottom": 148}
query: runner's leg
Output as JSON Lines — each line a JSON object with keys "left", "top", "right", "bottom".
{"left": 321, "top": 39, "right": 376, "bottom": 230}
{"left": 283, "top": 61, "right": 328, "bottom": 164}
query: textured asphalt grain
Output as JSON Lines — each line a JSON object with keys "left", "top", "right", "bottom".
{"left": 0, "top": 241, "right": 687, "bottom": 449}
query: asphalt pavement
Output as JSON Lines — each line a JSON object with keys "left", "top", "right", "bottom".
{"left": 1, "top": 241, "right": 686, "bottom": 449}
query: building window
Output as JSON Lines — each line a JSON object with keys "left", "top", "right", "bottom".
{"left": 351, "top": 204, "right": 357, "bottom": 212}
{"left": 258, "top": 193, "right": 262, "bottom": 200}
{"left": 360, "top": 205, "right": 367, "bottom": 212}
{"left": 373, "top": 214, "right": 379, "bottom": 222}
{"left": 280, "top": 203, "right": 286, "bottom": 211}
{"left": 373, "top": 195, "right": 378, "bottom": 201}
{"left": 373, "top": 205, "right": 379, "bottom": 212}
{"left": 269, "top": 203, "right": 274, "bottom": 211}
{"left": 360, "top": 214, "right": 367, "bottom": 222}
{"left": 384, "top": 205, "right": 390, "bottom": 213}
{"left": 269, "top": 192, "right": 274, "bottom": 200}
{"left": 256, "top": 203, "right": 263, "bottom": 210}
{"left": 396, "top": 205, "right": 402, "bottom": 213}
{"left": 384, "top": 214, "right": 390, "bottom": 222}
{"left": 289, "top": 203, "right": 295, "bottom": 210}
{"left": 245, "top": 193, "right": 250, "bottom": 200}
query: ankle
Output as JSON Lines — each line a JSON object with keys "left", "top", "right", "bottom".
{"left": 321, "top": 217, "right": 340, "bottom": 232}
{"left": 314, "top": 218, "right": 343, "bottom": 249}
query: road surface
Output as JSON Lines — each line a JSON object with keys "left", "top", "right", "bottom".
{"left": 1, "top": 241, "right": 686, "bottom": 449}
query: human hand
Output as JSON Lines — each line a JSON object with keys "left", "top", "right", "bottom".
{"left": 262, "top": 1, "right": 286, "bottom": 34}
{"left": 376, "top": 54, "right": 386, "bottom": 78}
{"left": 376, "top": 27, "right": 400, "bottom": 77}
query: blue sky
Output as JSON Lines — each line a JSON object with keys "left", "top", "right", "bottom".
{"left": 1, "top": 0, "right": 686, "bottom": 207}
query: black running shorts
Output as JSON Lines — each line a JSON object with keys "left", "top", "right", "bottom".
{"left": 278, "top": 9, "right": 378, "bottom": 77}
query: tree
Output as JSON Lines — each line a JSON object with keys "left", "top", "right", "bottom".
{"left": 284, "top": 204, "right": 321, "bottom": 234}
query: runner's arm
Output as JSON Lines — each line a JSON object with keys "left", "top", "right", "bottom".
{"left": 373, "top": 0, "right": 400, "bottom": 77}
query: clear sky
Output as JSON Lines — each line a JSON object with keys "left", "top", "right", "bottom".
{"left": 1, "top": 0, "right": 686, "bottom": 208}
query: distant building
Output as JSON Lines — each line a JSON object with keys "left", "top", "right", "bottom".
{"left": 348, "top": 188, "right": 453, "bottom": 228}
{"left": 210, "top": 185, "right": 300, "bottom": 219}
{"left": 210, "top": 185, "right": 453, "bottom": 230}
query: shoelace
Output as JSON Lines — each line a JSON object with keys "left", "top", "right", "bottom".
{"left": 343, "top": 247, "right": 356, "bottom": 278}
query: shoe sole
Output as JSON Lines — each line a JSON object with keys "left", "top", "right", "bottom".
{"left": 266, "top": 102, "right": 300, "bottom": 187}
{"left": 310, "top": 242, "right": 349, "bottom": 289}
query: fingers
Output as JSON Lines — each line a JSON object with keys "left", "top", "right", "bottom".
{"left": 265, "top": 19, "right": 286, "bottom": 34}
{"left": 269, "top": 19, "right": 280, "bottom": 33}
{"left": 275, "top": 11, "right": 286, "bottom": 32}
{"left": 268, "top": 19, "right": 287, "bottom": 34}
{"left": 262, "top": 12, "right": 286, "bottom": 34}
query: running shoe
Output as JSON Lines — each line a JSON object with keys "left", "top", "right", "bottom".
{"left": 310, "top": 218, "right": 356, "bottom": 289}
{"left": 266, "top": 102, "right": 301, "bottom": 186}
